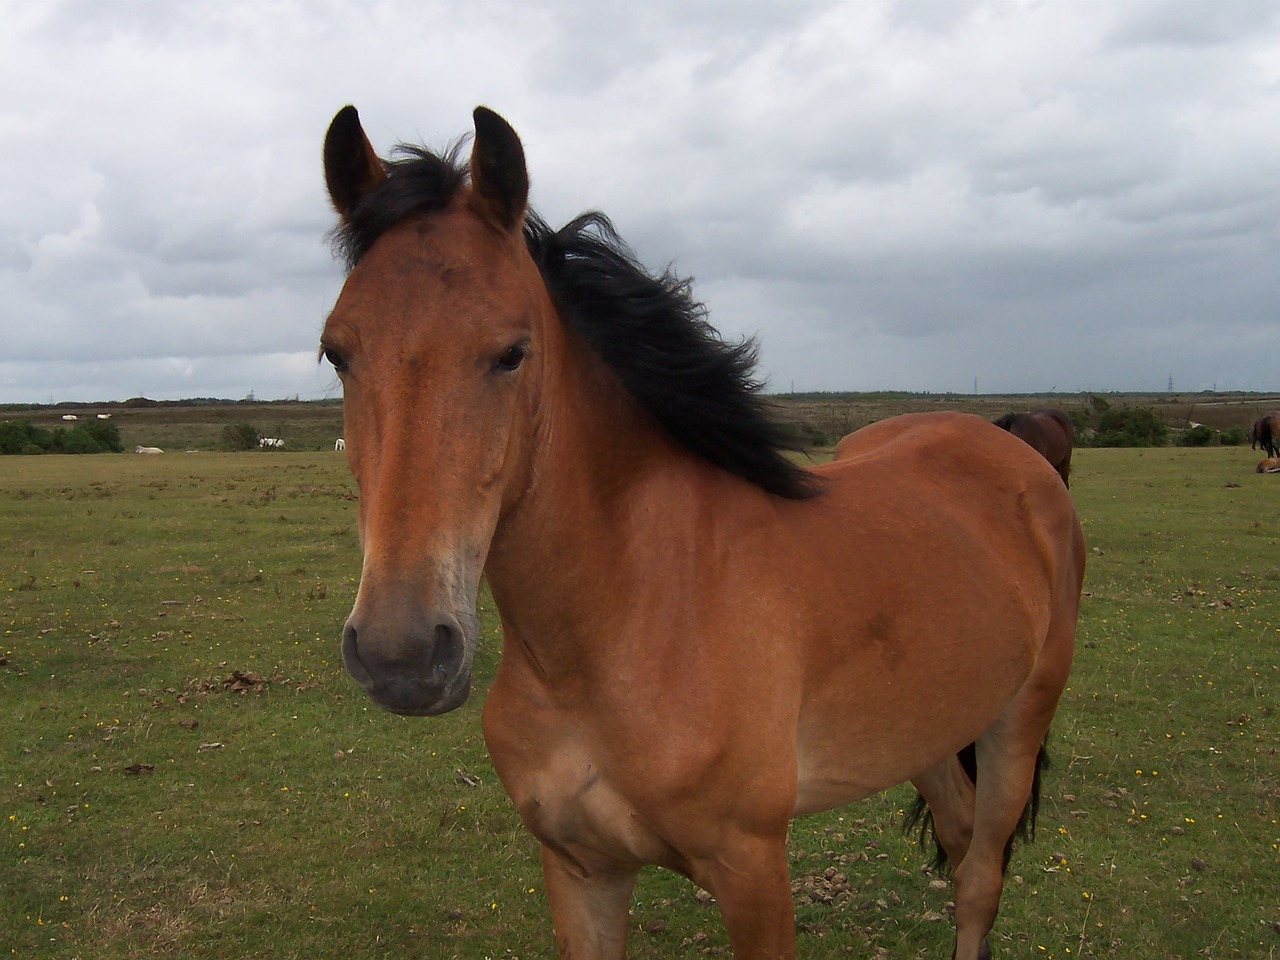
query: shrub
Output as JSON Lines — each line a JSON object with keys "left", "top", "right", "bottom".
{"left": 221, "top": 422, "right": 261, "bottom": 451}
{"left": 53, "top": 428, "right": 102, "bottom": 454}
{"left": 1075, "top": 396, "right": 1169, "bottom": 448}
{"left": 0, "top": 419, "right": 36, "bottom": 455}
{"left": 2, "top": 417, "right": 123, "bottom": 455}
{"left": 1177, "top": 425, "right": 1216, "bottom": 447}
{"left": 802, "top": 425, "right": 833, "bottom": 448}
{"left": 1, "top": 419, "right": 54, "bottom": 454}
{"left": 80, "top": 418, "right": 123, "bottom": 452}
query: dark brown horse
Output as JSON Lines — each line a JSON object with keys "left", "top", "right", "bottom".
{"left": 320, "top": 105, "right": 1086, "bottom": 960}
{"left": 993, "top": 409, "right": 1074, "bottom": 487}
{"left": 1251, "top": 411, "right": 1280, "bottom": 459}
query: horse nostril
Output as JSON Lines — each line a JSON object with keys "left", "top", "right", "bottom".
{"left": 341, "top": 619, "right": 370, "bottom": 683}
{"left": 429, "top": 620, "right": 465, "bottom": 679}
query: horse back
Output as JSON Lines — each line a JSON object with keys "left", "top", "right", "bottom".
{"left": 830, "top": 411, "right": 1068, "bottom": 500}
{"left": 821, "top": 412, "right": 1082, "bottom": 602}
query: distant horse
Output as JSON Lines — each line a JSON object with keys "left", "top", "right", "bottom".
{"left": 1257, "top": 457, "right": 1280, "bottom": 474}
{"left": 1251, "top": 412, "right": 1280, "bottom": 459}
{"left": 993, "top": 409, "right": 1074, "bottom": 487}
{"left": 334, "top": 438, "right": 345, "bottom": 451}
{"left": 133, "top": 445, "right": 163, "bottom": 455}
{"left": 320, "top": 105, "right": 1086, "bottom": 960}
{"left": 258, "top": 437, "right": 285, "bottom": 449}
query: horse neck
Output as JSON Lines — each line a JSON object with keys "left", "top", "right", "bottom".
{"left": 483, "top": 315, "right": 729, "bottom": 673}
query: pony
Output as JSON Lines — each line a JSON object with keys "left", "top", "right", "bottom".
{"left": 992, "top": 409, "right": 1074, "bottom": 487}
{"left": 334, "top": 438, "right": 345, "bottom": 451}
{"left": 258, "top": 437, "right": 285, "bottom": 449}
{"left": 133, "top": 445, "right": 163, "bottom": 455}
{"left": 1257, "top": 457, "right": 1280, "bottom": 474}
{"left": 1251, "top": 412, "right": 1280, "bottom": 459}
{"left": 319, "top": 105, "right": 1086, "bottom": 960}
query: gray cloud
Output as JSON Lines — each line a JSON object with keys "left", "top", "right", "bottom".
{"left": 2, "top": 0, "right": 1277, "bottom": 403}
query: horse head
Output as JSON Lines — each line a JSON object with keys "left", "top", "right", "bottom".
{"left": 320, "top": 107, "right": 547, "bottom": 715}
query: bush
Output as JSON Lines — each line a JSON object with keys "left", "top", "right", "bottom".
{"left": 1075, "top": 396, "right": 1169, "bottom": 448}
{"left": 1, "top": 417, "right": 123, "bottom": 455}
{"left": 221, "top": 422, "right": 261, "bottom": 451}
{"left": 1218, "top": 426, "right": 1247, "bottom": 446}
{"left": 0, "top": 419, "right": 36, "bottom": 455}
{"left": 802, "top": 425, "right": 833, "bottom": 448}
{"left": 1177, "top": 425, "right": 1216, "bottom": 447}
{"left": 80, "top": 419, "right": 123, "bottom": 452}
{"left": 1, "top": 419, "right": 54, "bottom": 454}
{"left": 53, "top": 428, "right": 102, "bottom": 454}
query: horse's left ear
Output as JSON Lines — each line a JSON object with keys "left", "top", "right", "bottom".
{"left": 324, "top": 105, "right": 386, "bottom": 219}
{"left": 469, "top": 107, "right": 528, "bottom": 232}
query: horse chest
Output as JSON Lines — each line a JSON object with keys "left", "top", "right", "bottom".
{"left": 484, "top": 696, "right": 678, "bottom": 871}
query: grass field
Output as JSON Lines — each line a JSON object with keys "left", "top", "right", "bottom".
{"left": 2, "top": 442, "right": 1277, "bottom": 959}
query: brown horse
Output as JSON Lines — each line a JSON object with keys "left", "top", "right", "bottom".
{"left": 1251, "top": 411, "right": 1280, "bottom": 459}
{"left": 320, "top": 105, "right": 1086, "bottom": 960}
{"left": 992, "top": 409, "right": 1074, "bottom": 487}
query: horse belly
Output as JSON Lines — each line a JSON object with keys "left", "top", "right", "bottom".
{"left": 792, "top": 635, "right": 1032, "bottom": 816}
{"left": 788, "top": 554, "right": 1044, "bottom": 816}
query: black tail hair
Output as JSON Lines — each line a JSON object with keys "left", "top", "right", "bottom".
{"left": 904, "top": 740, "right": 1049, "bottom": 875}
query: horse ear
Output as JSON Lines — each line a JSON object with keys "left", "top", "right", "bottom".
{"left": 469, "top": 106, "right": 528, "bottom": 231}
{"left": 324, "top": 105, "right": 386, "bottom": 219}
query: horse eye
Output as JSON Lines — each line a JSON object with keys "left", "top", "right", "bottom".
{"left": 322, "top": 347, "right": 347, "bottom": 372}
{"left": 494, "top": 343, "right": 527, "bottom": 372}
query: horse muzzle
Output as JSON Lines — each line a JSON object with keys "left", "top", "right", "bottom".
{"left": 341, "top": 608, "right": 477, "bottom": 716}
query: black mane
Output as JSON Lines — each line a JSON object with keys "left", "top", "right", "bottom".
{"left": 330, "top": 144, "right": 468, "bottom": 269}
{"left": 330, "top": 145, "right": 819, "bottom": 500}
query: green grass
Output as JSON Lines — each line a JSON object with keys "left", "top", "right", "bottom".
{"left": 2, "top": 447, "right": 1277, "bottom": 958}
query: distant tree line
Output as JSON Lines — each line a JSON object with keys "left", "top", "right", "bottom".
{"left": 0, "top": 418, "right": 124, "bottom": 455}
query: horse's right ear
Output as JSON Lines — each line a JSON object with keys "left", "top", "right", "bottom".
{"left": 324, "top": 106, "right": 385, "bottom": 219}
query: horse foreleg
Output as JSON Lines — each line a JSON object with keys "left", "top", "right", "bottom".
{"left": 540, "top": 844, "right": 638, "bottom": 960}
{"left": 692, "top": 832, "right": 796, "bottom": 960}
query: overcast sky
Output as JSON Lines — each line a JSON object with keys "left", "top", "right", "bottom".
{"left": 2, "top": 0, "right": 1277, "bottom": 404}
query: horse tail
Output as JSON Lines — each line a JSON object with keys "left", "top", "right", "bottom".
{"left": 904, "top": 740, "right": 1049, "bottom": 875}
